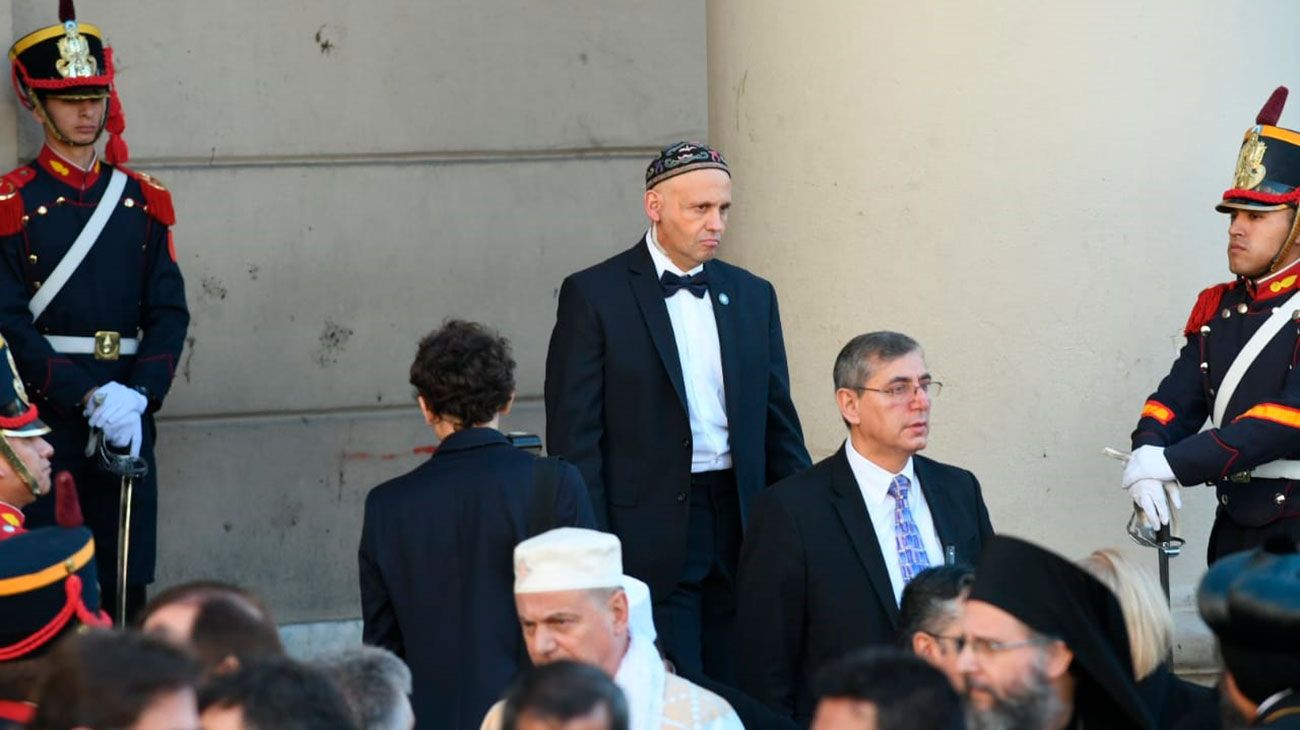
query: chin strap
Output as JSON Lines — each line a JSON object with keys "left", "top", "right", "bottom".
{"left": 27, "top": 90, "right": 107, "bottom": 150}
{"left": 1265, "top": 206, "right": 1300, "bottom": 276}
{"left": 0, "top": 435, "right": 41, "bottom": 498}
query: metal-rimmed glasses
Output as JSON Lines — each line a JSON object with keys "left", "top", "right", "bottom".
{"left": 855, "top": 380, "right": 943, "bottom": 404}
{"left": 950, "top": 634, "right": 1058, "bottom": 659}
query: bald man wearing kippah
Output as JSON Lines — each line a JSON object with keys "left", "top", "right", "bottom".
{"left": 544, "top": 142, "right": 811, "bottom": 683}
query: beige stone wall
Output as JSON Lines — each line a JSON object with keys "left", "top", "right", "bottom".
{"left": 707, "top": 0, "right": 1300, "bottom": 666}
{"left": 3, "top": 1, "right": 706, "bottom": 621}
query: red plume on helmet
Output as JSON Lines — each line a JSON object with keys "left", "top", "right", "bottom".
{"left": 54, "top": 471, "right": 84, "bottom": 528}
{"left": 103, "top": 47, "right": 128, "bottom": 164}
{"left": 1256, "top": 86, "right": 1289, "bottom": 126}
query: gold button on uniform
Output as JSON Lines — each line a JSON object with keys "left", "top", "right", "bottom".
{"left": 1222, "top": 308, "right": 1232, "bottom": 318}
{"left": 1200, "top": 362, "right": 1209, "bottom": 372}
{"left": 1277, "top": 493, "right": 1288, "bottom": 505}
{"left": 33, "top": 281, "right": 41, "bottom": 289}
{"left": 123, "top": 198, "right": 135, "bottom": 208}
{"left": 1238, "top": 303, "right": 1249, "bottom": 314}
{"left": 27, "top": 254, "right": 37, "bottom": 264}
{"left": 1200, "top": 325, "right": 1212, "bottom": 335}
{"left": 54, "top": 196, "right": 66, "bottom": 205}
{"left": 35, "top": 205, "right": 47, "bottom": 216}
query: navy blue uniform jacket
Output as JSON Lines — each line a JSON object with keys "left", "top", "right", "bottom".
{"left": 0, "top": 146, "right": 188, "bottom": 586}
{"left": 1132, "top": 268, "right": 1300, "bottom": 530}
{"left": 734, "top": 447, "right": 994, "bottom": 726}
{"left": 544, "top": 239, "right": 811, "bottom": 599}
{"left": 359, "top": 428, "right": 596, "bottom": 730}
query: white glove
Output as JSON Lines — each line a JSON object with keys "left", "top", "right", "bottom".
{"left": 1122, "top": 445, "right": 1175, "bottom": 488}
{"left": 84, "top": 382, "right": 147, "bottom": 430}
{"left": 101, "top": 412, "right": 142, "bottom": 458}
{"left": 1127, "top": 478, "right": 1183, "bottom": 528}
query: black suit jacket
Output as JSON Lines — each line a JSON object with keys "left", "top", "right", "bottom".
{"left": 544, "top": 239, "right": 811, "bottom": 598}
{"left": 359, "top": 428, "right": 596, "bottom": 730}
{"left": 734, "top": 446, "right": 994, "bottom": 726}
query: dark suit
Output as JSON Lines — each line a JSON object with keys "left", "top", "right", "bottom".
{"left": 734, "top": 446, "right": 994, "bottom": 726}
{"left": 359, "top": 428, "right": 596, "bottom": 730}
{"left": 544, "top": 238, "right": 810, "bottom": 676}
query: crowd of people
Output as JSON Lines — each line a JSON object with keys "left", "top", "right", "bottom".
{"left": 3, "top": 2, "right": 1300, "bottom": 730}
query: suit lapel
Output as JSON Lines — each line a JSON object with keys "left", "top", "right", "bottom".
{"left": 626, "top": 239, "right": 688, "bottom": 410}
{"left": 914, "top": 456, "right": 958, "bottom": 554}
{"left": 705, "top": 261, "right": 743, "bottom": 423}
{"left": 829, "top": 447, "right": 901, "bottom": 627}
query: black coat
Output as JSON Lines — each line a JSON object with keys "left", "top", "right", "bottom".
{"left": 1136, "top": 664, "right": 1215, "bottom": 730}
{"left": 359, "top": 428, "right": 596, "bottom": 730}
{"left": 734, "top": 447, "right": 994, "bottom": 726}
{"left": 543, "top": 239, "right": 810, "bottom": 599}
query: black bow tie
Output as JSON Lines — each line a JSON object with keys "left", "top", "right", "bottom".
{"left": 660, "top": 270, "right": 709, "bottom": 298}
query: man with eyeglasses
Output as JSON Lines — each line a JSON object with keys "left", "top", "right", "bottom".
{"left": 898, "top": 564, "right": 975, "bottom": 692}
{"left": 735, "top": 331, "right": 993, "bottom": 727}
{"left": 960, "top": 536, "right": 1151, "bottom": 730}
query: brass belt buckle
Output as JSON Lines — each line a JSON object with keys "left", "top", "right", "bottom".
{"left": 93, "top": 331, "right": 121, "bottom": 361}
{"left": 1227, "top": 471, "right": 1252, "bottom": 484}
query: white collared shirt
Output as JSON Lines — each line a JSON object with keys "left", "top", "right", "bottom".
{"left": 645, "top": 229, "right": 731, "bottom": 473}
{"left": 843, "top": 440, "right": 944, "bottom": 604}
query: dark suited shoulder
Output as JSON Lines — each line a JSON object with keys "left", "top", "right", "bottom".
{"left": 914, "top": 453, "right": 995, "bottom": 542}
{"left": 912, "top": 454, "right": 978, "bottom": 491}
{"left": 706, "top": 255, "right": 777, "bottom": 291}
{"left": 559, "top": 241, "right": 646, "bottom": 294}
{"left": 754, "top": 454, "right": 840, "bottom": 512}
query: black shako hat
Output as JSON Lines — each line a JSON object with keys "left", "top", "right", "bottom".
{"left": 1197, "top": 535, "right": 1300, "bottom": 703}
{"left": 7, "top": 0, "right": 129, "bottom": 164}
{"left": 1217, "top": 86, "right": 1300, "bottom": 213}
{"left": 969, "top": 536, "right": 1153, "bottom": 730}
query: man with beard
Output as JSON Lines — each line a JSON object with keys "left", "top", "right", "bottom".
{"left": 1196, "top": 536, "right": 1300, "bottom": 728}
{"left": 958, "top": 536, "right": 1152, "bottom": 730}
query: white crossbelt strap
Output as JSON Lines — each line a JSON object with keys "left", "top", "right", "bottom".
{"left": 43, "top": 335, "right": 138, "bottom": 355}
{"left": 27, "top": 169, "right": 128, "bottom": 322}
{"left": 1249, "top": 460, "right": 1300, "bottom": 479}
{"left": 1212, "top": 291, "right": 1300, "bottom": 427}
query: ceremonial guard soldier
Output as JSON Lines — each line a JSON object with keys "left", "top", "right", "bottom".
{"left": 0, "top": 334, "right": 110, "bottom": 728}
{"left": 0, "top": 1, "right": 189, "bottom": 622}
{"left": 1123, "top": 87, "right": 1300, "bottom": 562}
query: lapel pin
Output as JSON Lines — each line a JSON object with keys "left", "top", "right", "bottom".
{"left": 718, "top": 293, "right": 730, "bottom": 306}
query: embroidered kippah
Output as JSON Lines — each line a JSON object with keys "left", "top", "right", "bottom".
{"left": 645, "top": 141, "right": 729, "bottom": 189}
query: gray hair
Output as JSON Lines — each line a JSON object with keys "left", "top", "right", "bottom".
{"left": 313, "top": 646, "right": 413, "bottom": 730}
{"left": 833, "top": 331, "right": 922, "bottom": 390}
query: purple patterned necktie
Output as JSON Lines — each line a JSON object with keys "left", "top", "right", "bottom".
{"left": 888, "top": 474, "right": 930, "bottom": 584}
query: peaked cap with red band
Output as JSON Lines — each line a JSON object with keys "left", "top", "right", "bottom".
{"left": 7, "top": 0, "right": 129, "bottom": 164}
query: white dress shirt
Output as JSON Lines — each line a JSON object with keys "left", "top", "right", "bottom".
{"left": 645, "top": 229, "right": 731, "bottom": 473}
{"left": 843, "top": 440, "right": 944, "bottom": 604}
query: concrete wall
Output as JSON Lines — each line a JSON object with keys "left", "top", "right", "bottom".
{"left": 706, "top": 0, "right": 1300, "bottom": 668}
{"left": 3, "top": 1, "right": 706, "bottom": 622}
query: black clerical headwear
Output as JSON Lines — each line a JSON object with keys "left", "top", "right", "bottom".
{"left": 969, "top": 535, "right": 1153, "bottom": 730}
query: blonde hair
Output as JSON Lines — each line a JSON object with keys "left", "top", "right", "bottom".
{"left": 1077, "top": 548, "right": 1173, "bottom": 680}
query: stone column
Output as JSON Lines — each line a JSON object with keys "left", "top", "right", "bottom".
{"left": 708, "top": 0, "right": 1300, "bottom": 672}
